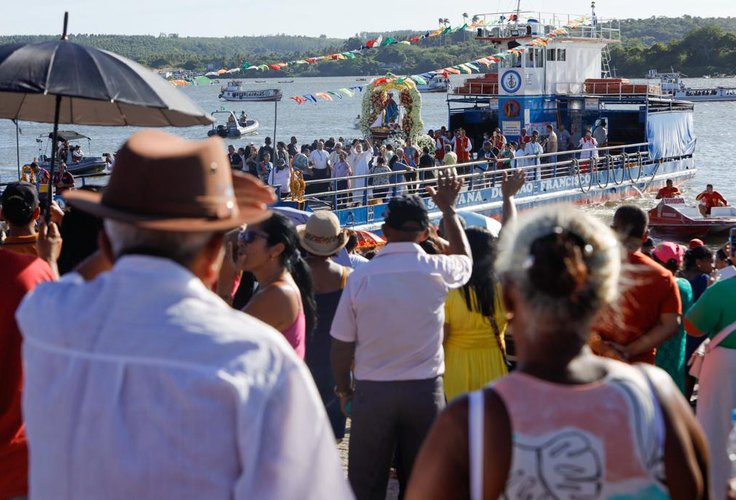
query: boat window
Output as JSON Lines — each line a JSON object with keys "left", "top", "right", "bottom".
{"left": 547, "top": 48, "right": 556, "bottom": 61}
{"left": 557, "top": 49, "right": 566, "bottom": 61}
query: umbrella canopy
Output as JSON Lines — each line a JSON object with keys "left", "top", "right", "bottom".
{"left": 457, "top": 210, "right": 501, "bottom": 237}
{"left": 48, "top": 130, "right": 90, "bottom": 141}
{"left": 0, "top": 39, "right": 212, "bottom": 127}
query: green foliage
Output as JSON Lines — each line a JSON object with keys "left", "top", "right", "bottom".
{"left": 2, "top": 17, "right": 735, "bottom": 77}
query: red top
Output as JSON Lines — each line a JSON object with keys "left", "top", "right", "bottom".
{"left": 0, "top": 250, "right": 53, "bottom": 497}
{"left": 697, "top": 191, "right": 728, "bottom": 208}
{"left": 455, "top": 136, "right": 471, "bottom": 163}
{"left": 657, "top": 186, "right": 680, "bottom": 198}
{"left": 594, "top": 251, "right": 681, "bottom": 364}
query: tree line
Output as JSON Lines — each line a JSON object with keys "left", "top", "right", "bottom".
{"left": 1, "top": 16, "right": 735, "bottom": 77}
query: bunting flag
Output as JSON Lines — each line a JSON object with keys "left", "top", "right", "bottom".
{"left": 288, "top": 16, "right": 586, "bottom": 105}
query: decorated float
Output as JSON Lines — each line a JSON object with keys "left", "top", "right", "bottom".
{"left": 359, "top": 74, "right": 424, "bottom": 142}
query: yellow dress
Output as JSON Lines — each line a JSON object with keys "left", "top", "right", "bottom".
{"left": 443, "top": 286, "right": 508, "bottom": 401}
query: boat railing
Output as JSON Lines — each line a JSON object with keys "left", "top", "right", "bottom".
{"left": 473, "top": 11, "right": 620, "bottom": 42}
{"left": 296, "top": 142, "right": 653, "bottom": 210}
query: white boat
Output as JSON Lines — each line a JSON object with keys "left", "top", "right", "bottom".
{"left": 219, "top": 81, "right": 282, "bottom": 102}
{"left": 36, "top": 131, "right": 107, "bottom": 175}
{"left": 207, "top": 111, "right": 259, "bottom": 138}
{"left": 416, "top": 76, "right": 449, "bottom": 93}
{"left": 647, "top": 69, "right": 736, "bottom": 102}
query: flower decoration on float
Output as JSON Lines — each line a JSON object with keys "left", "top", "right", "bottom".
{"left": 359, "top": 73, "right": 423, "bottom": 140}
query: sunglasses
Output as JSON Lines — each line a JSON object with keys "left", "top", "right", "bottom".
{"left": 238, "top": 229, "right": 269, "bottom": 244}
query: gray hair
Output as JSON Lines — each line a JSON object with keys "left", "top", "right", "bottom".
{"left": 104, "top": 219, "right": 215, "bottom": 267}
{"left": 496, "top": 205, "right": 620, "bottom": 320}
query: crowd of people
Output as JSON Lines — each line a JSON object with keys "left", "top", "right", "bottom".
{"left": 220, "top": 121, "right": 606, "bottom": 208}
{"left": 3, "top": 128, "right": 736, "bottom": 500}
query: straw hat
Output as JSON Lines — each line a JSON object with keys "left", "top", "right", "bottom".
{"left": 297, "top": 211, "right": 348, "bottom": 256}
{"left": 63, "top": 130, "right": 274, "bottom": 231}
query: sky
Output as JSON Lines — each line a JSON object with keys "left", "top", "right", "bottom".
{"left": 1, "top": 0, "right": 735, "bottom": 39}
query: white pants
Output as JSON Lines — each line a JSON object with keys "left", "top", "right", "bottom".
{"left": 697, "top": 346, "right": 736, "bottom": 500}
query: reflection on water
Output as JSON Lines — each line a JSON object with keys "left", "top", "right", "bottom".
{"left": 1, "top": 76, "right": 735, "bottom": 243}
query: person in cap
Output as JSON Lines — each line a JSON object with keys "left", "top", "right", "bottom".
{"left": 297, "top": 211, "right": 351, "bottom": 440}
{"left": 331, "top": 173, "right": 472, "bottom": 499}
{"left": 651, "top": 242, "right": 693, "bottom": 394}
{"left": 16, "top": 130, "right": 352, "bottom": 500}
{"left": 1, "top": 182, "right": 63, "bottom": 256}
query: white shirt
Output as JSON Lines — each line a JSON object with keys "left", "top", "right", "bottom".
{"left": 331, "top": 243, "right": 472, "bottom": 381}
{"left": 17, "top": 256, "right": 352, "bottom": 500}
{"left": 268, "top": 166, "right": 292, "bottom": 193}
{"left": 309, "top": 149, "right": 330, "bottom": 170}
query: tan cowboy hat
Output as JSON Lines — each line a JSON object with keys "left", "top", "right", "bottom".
{"left": 63, "top": 130, "right": 275, "bottom": 231}
{"left": 297, "top": 211, "right": 348, "bottom": 256}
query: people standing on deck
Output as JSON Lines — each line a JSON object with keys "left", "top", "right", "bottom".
{"left": 257, "top": 152, "right": 272, "bottom": 183}
{"left": 419, "top": 146, "right": 435, "bottom": 180}
{"left": 308, "top": 140, "right": 331, "bottom": 194}
{"left": 407, "top": 205, "right": 707, "bottom": 500}
{"left": 492, "top": 127, "right": 506, "bottom": 152}
{"left": 695, "top": 184, "right": 728, "bottom": 216}
{"left": 287, "top": 136, "right": 299, "bottom": 157}
{"left": 591, "top": 205, "right": 681, "bottom": 364}
{"left": 227, "top": 145, "right": 242, "bottom": 170}
{"left": 453, "top": 129, "right": 472, "bottom": 174}
{"left": 257, "top": 136, "right": 274, "bottom": 162}
{"left": 442, "top": 144, "right": 458, "bottom": 175}
{"left": 657, "top": 179, "right": 682, "bottom": 199}
{"left": 542, "top": 123, "right": 558, "bottom": 166}
{"left": 519, "top": 127, "right": 531, "bottom": 145}
{"left": 328, "top": 142, "right": 344, "bottom": 170}
{"left": 498, "top": 142, "right": 516, "bottom": 169}
{"left": 369, "top": 156, "right": 392, "bottom": 203}
{"left": 593, "top": 118, "right": 609, "bottom": 147}
{"left": 524, "top": 132, "right": 544, "bottom": 180}
{"left": 331, "top": 175, "right": 472, "bottom": 500}
{"left": 578, "top": 128, "right": 599, "bottom": 170}
{"left": 267, "top": 159, "right": 292, "bottom": 199}
{"left": 349, "top": 139, "right": 373, "bottom": 203}
{"left": 275, "top": 141, "right": 290, "bottom": 167}
{"left": 16, "top": 130, "right": 351, "bottom": 499}
{"left": 557, "top": 123, "right": 574, "bottom": 152}
{"left": 331, "top": 151, "right": 353, "bottom": 208}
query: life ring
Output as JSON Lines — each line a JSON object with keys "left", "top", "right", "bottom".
{"left": 504, "top": 99, "right": 520, "bottom": 118}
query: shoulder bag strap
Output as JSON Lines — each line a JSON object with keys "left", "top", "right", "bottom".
{"left": 489, "top": 314, "right": 510, "bottom": 367}
{"left": 468, "top": 390, "right": 485, "bottom": 500}
{"left": 706, "top": 319, "right": 736, "bottom": 352}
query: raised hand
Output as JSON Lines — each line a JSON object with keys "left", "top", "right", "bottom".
{"left": 426, "top": 171, "right": 463, "bottom": 213}
{"left": 502, "top": 169, "right": 526, "bottom": 199}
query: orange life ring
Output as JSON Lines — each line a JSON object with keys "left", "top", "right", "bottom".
{"left": 504, "top": 99, "right": 520, "bottom": 118}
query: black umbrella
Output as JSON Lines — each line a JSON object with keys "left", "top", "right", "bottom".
{"left": 0, "top": 13, "right": 213, "bottom": 211}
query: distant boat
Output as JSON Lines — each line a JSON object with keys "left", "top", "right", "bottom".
{"left": 648, "top": 197, "right": 736, "bottom": 238}
{"left": 255, "top": 80, "right": 267, "bottom": 83}
{"left": 36, "top": 130, "right": 106, "bottom": 175}
{"left": 647, "top": 69, "right": 736, "bottom": 102}
{"left": 278, "top": 79, "right": 294, "bottom": 84}
{"left": 416, "top": 76, "right": 449, "bottom": 93}
{"left": 355, "top": 77, "right": 367, "bottom": 82}
{"left": 219, "top": 81, "right": 283, "bottom": 102}
{"left": 207, "top": 111, "right": 259, "bottom": 138}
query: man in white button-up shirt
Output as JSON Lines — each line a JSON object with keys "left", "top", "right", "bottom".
{"left": 16, "top": 130, "right": 353, "bottom": 500}
{"left": 331, "top": 174, "right": 472, "bottom": 499}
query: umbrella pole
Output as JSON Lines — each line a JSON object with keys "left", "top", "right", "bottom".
{"left": 273, "top": 100, "right": 277, "bottom": 152}
{"left": 44, "top": 95, "right": 62, "bottom": 222}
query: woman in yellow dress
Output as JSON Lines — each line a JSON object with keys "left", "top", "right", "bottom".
{"left": 443, "top": 226, "right": 507, "bottom": 401}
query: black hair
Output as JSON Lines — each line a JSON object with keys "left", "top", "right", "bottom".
{"left": 651, "top": 253, "right": 678, "bottom": 274}
{"left": 259, "top": 212, "right": 317, "bottom": 336}
{"left": 422, "top": 147, "right": 430, "bottom": 154}
{"left": 717, "top": 248, "right": 732, "bottom": 265}
{"left": 683, "top": 245, "right": 714, "bottom": 271}
{"left": 346, "top": 231, "right": 358, "bottom": 253}
{"left": 613, "top": 205, "right": 648, "bottom": 239}
{"left": 460, "top": 227, "right": 498, "bottom": 317}
{"left": 1, "top": 200, "right": 35, "bottom": 226}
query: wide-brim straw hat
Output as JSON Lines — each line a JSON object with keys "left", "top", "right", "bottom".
{"left": 297, "top": 211, "right": 348, "bottom": 256}
{"left": 64, "top": 130, "right": 272, "bottom": 231}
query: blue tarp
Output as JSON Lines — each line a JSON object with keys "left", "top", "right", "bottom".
{"left": 647, "top": 110, "right": 697, "bottom": 160}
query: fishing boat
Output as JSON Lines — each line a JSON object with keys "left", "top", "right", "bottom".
{"left": 36, "top": 131, "right": 107, "bottom": 175}
{"left": 648, "top": 198, "right": 736, "bottom": 238}
{"left": 206, "top": 111, "right": 259, "bottom": 138}
{"left": 416, "top": 75, "right": 449, "bottom": 93}
{"left": 219, "top": 81, "right": 282, "bottom": 102}
{"left": 647, "top": 69, "right": 736, "bottom": 102}
{"left": 289, "top": 7, "right": 699, "bottom": 233}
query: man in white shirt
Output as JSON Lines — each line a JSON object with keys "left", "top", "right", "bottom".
{"left": 524, "top": 131, "right": 544, "bottom": 180}
{"left": 267, "top": 158, "right": 292, "bottom": 198}
{"left": 347, "top": 139, "right": 373, "bottom": 204}
{"left": 308, "top": 140, "right": 331, "bottom": 194}
{"left": 17, "top": 130, "right": 352, "bottom": 500}
{"left": 331, "top": 173, "right": 472, "bottom": 499}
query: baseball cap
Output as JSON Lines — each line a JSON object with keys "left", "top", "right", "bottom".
{"left": 654, "top": 241, "right": 685, "bottom": 267}
{"left": 1, "top": 182, "right": 39, "bottom": 225}
{"left": 384, "top": 195, "right": 430, "bottom": 232}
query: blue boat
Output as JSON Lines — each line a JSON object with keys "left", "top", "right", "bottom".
{"left": 293, "top": 9, "right": 697, "bottom": 231}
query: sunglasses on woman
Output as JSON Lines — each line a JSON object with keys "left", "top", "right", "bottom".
{"left": 238, "top": 229, "right": 269, "bottom": 244}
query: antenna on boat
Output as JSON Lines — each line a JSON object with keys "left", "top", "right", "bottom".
{"left": 515, "top": 0, "right": 521, "bottom": 24}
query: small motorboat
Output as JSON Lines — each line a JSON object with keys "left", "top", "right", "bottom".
{"left": 648, "top": 197, "right": 736, "bottom": 238}
{"left": 207, "top": 111, "right": 259, "bottom": 138}
{"left": 36, "top": 130, "right": 107, "bottom": 175}
{"left": 278, "top": 79, "right": 294, "bottom": 84}
{"left": 416, "top": 76, "right": 449, "bottom": 93}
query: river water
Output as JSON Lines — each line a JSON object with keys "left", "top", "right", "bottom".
{"left": 1, "top": 75, "right": 735, "bottom": 223}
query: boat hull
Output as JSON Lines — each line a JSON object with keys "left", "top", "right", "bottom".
{"left": 40, "top": 158, "right": 106, "bottom": 176}
{"left": 648, "top": 200, "right": 736, "bottom": 238}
